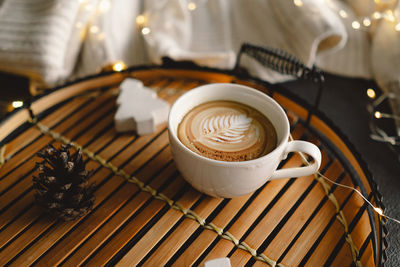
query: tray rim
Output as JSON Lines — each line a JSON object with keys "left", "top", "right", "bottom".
{"left": 0, "top": 63, "right": 387, "bottom": 266}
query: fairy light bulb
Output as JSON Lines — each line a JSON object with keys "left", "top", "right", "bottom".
{"left": 136, "top": 15, "right": 145, "bottom": 25}
{"left": 367, "top": 88, "right": 376, "bottom": 99}
{"left": 374, "top": 207, "right": 384, "bottom": 215}
{"left": 188, "top": 2, "right": 196, "bottom": 10}
{"left": 136, "top": 15, "right": 146, "bottom": 27}
{"left": 112, "top": 61, "right": 126, "bottom": 72}
{"left": 363, "top": 18, "right": 371, "bottom": 27}
{"left": 373, "top": 11, "right": 382, "bottom": 19}
{"left": 339, "top": 10, "right": 348, "bottom": 18}
{"left": 293, "top": 0, "right": 303, "bottom": 6}
{"left": 395, "top": 23, "right": 400, "bottom": 31}
{"left": 352, "top": 21, "right": 361, "bottom": 29}
{"left": 90, "top": 25, "right": 99, "bottom": 34}
{"left": 12, "top": 101, "right": 23, "bottom": 108}
{"left": 141, "top": 27, "right": 151, "bottom": 35}
{"left": 375, "top": 111, "right": 382, "bottom": 118}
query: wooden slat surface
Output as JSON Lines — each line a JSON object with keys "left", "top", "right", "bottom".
{"left": 0, "top": 69, "right": 381, "bottom": 266}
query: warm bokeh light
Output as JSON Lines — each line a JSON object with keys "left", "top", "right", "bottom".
{"left": 373, "top": 11, "right": 382, "bottom": 19}
{"left": 12, "top": 101, "right": 23, "bottom": 108}
{"left": 136, "top": 15, "right": 146, "bottom": 26}
{"left": 90, "top": 25, "right": 99, "bottom": 34}
{"left": 339, "top": 10, "right": 348, "bottom": 18}
{"left": 293, "top": 0, "right": 303, "bottom": 7}
{"left": 374, "top": 111, "right": 382, "bottom": 119}
{"left": 384, "top": 10, "right": 395, "bottom": 22}
{"left": 363, "top": 18, "right": 371, "bottom": 27}
{"left": 188, "top": 2, "right": 197, "bottom": 11}
{"left": 141, "top": 27, "right": 151, "bottom": 35}
{"left": 112, "top": 61, "right": 127, "bottom": 72}
{"left": 352, "top": 21, "right": 361, "bottom": 29}
{"left": 367, "top": 88, "right": 376, "bottom": 99}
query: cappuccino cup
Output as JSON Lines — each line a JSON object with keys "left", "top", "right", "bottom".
{"left": 168, "top": 83, "right": 321, "bottom": 198}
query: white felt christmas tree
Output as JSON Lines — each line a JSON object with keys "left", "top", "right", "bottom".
{"left": 114, "top": 78, "right": 169, "bottom": 135}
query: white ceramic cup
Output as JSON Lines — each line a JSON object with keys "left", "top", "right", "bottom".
{"left": 168, "top": 83, "right": 321, "bottom": 198}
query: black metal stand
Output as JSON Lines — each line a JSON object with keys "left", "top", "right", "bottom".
{"left": 234, "top": 43, "right": 325, "bottom": 123}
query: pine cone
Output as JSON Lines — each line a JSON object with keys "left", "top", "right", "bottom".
{"left": 33, "top": 144, "right": 95, "bottom": 221}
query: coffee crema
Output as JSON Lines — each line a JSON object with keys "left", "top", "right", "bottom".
{"left": 177, "top": 100, "right": 277, "bottom": 161}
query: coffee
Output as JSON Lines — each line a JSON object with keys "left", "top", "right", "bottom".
{"left": 177, "top": 100, "right": 277, "bottom": 161}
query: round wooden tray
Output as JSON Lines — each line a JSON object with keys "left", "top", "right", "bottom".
{"left": 0, "top": 66, "right": 386, "bottom": 266}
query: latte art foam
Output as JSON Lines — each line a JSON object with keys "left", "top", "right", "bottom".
{"left": 201, "top": 114, "right": 253, "bottom": 144}
{"left": 178, "top": 101, "right": 277, "bottom": 161}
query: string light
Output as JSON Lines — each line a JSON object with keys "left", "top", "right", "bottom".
{"left": 188, "top": 2, "right": 197, "bottom": 11}
{"left": 11, "top": 101, "right": 23, "bottom": 108}
{"left": 351, "top": 21, "right": 361, "bottom": 29}
{"left": 302, "top": 3, "right": 400, "bottom": 162}
{"left": 367, "top": 82, "right": 400, "bottom": 148}
{"left": 291, "top": 134, "right": 400, "bottom": 225}
{"left": 367, "top": 88, "right": 376, "bottom": 99}
{"left": 374, "top": 111, "right": 400, "bottom": 120}
{"left": 293, "top": 0, "right": 303, "bottom": 7}
{"left": 370, "top": 92, "right": 393, "bottom": 107}
{"left": 319, "top": 170, "right": 400, "bottom": 224}
{"left": 370, "top": 133, "right": 398, "bottom": 145}
{"left": 112, "top": 61, "right": 127, "bottom": 72}
{"left": 312, "top": 1, "right": 400, "bottom": 30}
{"left": 141, "top": 27, "right": 151, "bottom": 35}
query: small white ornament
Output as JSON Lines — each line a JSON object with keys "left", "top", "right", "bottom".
{"left": 114, "top": 78, "right": 170, "bottom": 135}
{"left": 204, "top": 258, "right": 231, "bottom": 267}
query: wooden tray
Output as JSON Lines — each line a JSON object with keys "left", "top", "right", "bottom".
{"left": 0, "top": 67, "right": 386, "bottom": 266}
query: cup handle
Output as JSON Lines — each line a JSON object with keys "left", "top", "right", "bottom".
{"left": 270, "top": 140, "right": 321, "bottom": 180}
